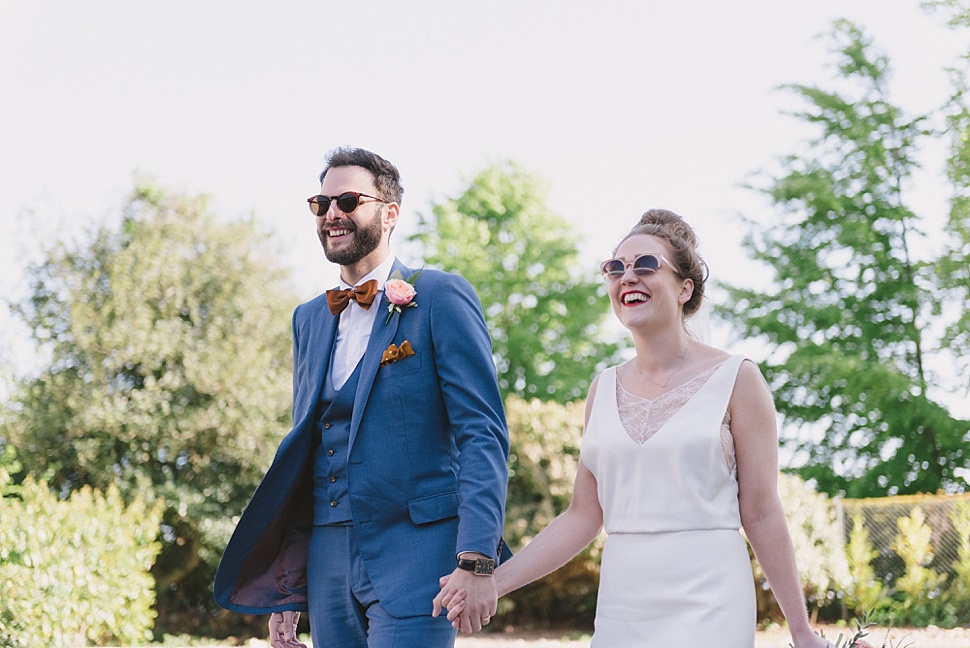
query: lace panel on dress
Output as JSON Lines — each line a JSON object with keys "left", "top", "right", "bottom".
{"left": 616, "top": 363, "right": 737, "bottom": 473}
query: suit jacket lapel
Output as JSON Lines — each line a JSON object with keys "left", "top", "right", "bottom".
{"left": 301, "top": 297, "right": 339, "bottom": 428}
{"left": 349, "top": 260, "right": 410, "bottom": 449}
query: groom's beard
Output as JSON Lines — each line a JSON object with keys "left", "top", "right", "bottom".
{"left": 321, "top": 213, "right": 383, "bottom": 266}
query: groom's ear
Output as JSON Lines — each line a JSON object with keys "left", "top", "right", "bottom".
{"left": 383, "top": 202, "right": 400, "bottom": 235}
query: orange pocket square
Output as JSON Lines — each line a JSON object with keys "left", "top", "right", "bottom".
{"left": 381, "top": 340, "right": 415, "bottom": 366}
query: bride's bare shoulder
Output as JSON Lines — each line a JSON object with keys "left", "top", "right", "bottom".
{"left": 690, "top": 341, "right": 731, "bottom": 369}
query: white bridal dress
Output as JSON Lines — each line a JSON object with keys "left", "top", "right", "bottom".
{"left": 580, "top": 355, "right": 756, "bottom": 647}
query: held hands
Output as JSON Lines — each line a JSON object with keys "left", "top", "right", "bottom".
{"left": 268, "top": 611, "right": 307, "bottom": 648}
{"left": 431, "top": 571, "right": 497, "bottom": 635}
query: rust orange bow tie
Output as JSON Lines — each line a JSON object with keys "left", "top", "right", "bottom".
{"left": 326, "top": 279, "right": 379, "bottom": 315}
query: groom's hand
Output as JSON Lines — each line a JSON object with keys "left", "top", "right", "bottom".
{"left": 432, "top": 556, "right": 497, "bottom": 635}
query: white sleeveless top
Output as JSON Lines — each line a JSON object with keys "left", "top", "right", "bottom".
{"left": 580, "top": 355, "right": 746, "bottom": 535}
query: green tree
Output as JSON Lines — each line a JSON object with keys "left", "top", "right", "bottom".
{"left": 410, "top": 162, "right": 624, "bottom": 403}
{"left": 4, "top": 182, "right": 297, "bottom": 630}
{"left": 933, "top": 0, "right": 970, "bottom": 388}
{"left": 718, "top": 20, "right": 969, "bottom": 496}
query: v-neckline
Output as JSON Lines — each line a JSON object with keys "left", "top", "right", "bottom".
{"left": 614, "top": 360, "right": 728, "bottom": 445}
{"left": 616, "top": 360, "right": 726, "bottom": 405}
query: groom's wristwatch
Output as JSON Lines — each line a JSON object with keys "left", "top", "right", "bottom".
{"left": 457, "top": 556, "right": 495, "bottom": 576}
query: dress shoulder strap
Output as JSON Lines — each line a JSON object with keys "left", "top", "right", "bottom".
{"left": 703, "top": 354, "right": 748, "bottom": 418}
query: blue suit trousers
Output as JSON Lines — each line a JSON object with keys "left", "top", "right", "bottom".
{"left": 307, "top": 524, "right": 457, "bottom": 648}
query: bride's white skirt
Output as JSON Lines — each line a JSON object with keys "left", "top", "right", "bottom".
{"left": 592, "top": 528, "right": 756, "bottom": 648}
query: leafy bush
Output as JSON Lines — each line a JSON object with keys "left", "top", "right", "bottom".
{"left": 844, "top": 513, "right": 888, "bottom": 616}
{"left": 749, "top": 474, "right": 849, "bottom": 621}
{"left": 887, "top": 505, "right": 953, "bottom": 627}
{"left": 500, "top": 395, "right": 600, "bottom": 629}
{"left": 0, "top": 469, "right": 163, "bottom": 647}
{"left": 944, "top": 499, "right": 970, "bottom": 619}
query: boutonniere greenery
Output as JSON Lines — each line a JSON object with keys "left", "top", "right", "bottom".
{"left": 384, "top": 269, "right": 422, "bottom": 325}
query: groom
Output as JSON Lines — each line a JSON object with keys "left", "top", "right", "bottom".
{"left": 214, "top": 147, "right": 510, "bottom": 648}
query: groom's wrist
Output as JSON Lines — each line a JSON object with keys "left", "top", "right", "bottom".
{"left": 457, "top": 552, "right": 495, "bottom": 576}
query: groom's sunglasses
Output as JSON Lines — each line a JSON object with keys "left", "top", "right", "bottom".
{"left": 600, "top": 254, "right": 670, "bottom": 281}
{"left": 307, "top": 192, "right": 389, "bottom": 216}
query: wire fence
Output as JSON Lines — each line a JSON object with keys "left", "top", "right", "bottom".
{"left": 837, "top": 492, "right": 970, "bottom": 584}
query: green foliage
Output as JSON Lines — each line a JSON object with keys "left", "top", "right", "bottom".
{"left": 937, "top": 9, "right": 970, "bottom": 387}
{"left": 0, "top": 443, "right": 21, "bottom": 496}
{"left": 0, "top": 471, "right": 163, "bottom": 647}
{"left": 3, "top": 182, "right": 297, "bottom": 628}
{"left": 944, "top": 499, "right": 970, "bottom": 617}
{"left": 410, "top": 162, "right": 625, "bottom": 403}
{"left": 889, "top": 506, "right": 951, "bottom": 625}
{"left": 504, "top": 396, "right": 587, "bottom": 542}
{"left": 718, "top": 20, "right": 970, "bottom": 496}
{"left": 499, "top": 395, "right": 600, "bottom": 628}
{"left": 845, "top": 514, "right": 889, "bottom": 616}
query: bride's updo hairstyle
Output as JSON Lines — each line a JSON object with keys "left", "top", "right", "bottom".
{"left": 620, "top": 208, "right": 708, "bottom": 318}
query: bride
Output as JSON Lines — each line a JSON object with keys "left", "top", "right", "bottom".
{"left": 434, "top": 209, "right": 833, "bottom": 648}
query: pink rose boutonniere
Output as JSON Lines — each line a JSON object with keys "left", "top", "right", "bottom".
{"left": 384, "top": 269, "right": 422, "bottom": 325}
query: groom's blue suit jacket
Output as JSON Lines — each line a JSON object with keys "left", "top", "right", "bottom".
{"left": 214, "top": 261, "right": 510, "bottom": 618}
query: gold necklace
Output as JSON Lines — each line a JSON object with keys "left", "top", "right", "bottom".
{"left": 635, "top": 344, "right": 690, "bottom": 389}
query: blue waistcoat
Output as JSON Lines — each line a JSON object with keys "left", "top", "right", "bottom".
{"left": 312, "top": 359, "right": 363, "bottom": 524}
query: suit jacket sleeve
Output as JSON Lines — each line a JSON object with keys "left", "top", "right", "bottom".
{"left": 428, "top": 273, "right": 510, "bottom": 557}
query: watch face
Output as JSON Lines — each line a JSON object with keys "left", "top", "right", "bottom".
{"left": 474, "top": 558, "right": 495, "bottom": 575}
{"left": 458, "top": 557, "right": 495, "bottom": 575}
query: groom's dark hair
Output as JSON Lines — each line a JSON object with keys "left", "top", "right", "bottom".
{"left": 319, "top": 147, "right": 404, "bottom": 205}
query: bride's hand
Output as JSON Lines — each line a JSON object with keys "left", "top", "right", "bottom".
{"left": 789, "top": 630, "right": 837, "bottom": 648}
{"left": 268, "top": 611, "right": 307, "bottom": 648}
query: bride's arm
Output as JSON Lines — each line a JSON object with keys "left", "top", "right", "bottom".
{"left": 732, "top": 360, "right": 829, "bottom": 648}
{"left": 434, "top": 377, "right": 604, "bottom": 620}
{"left": 494, "top": 460, "right": 603, "bottom": 597}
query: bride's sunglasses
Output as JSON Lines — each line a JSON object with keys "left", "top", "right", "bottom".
{"left": 600, "top": 254, "right": 671, "bottom": 281}
{"left": 307, "top": 192, "right": 389, "bottom": 216}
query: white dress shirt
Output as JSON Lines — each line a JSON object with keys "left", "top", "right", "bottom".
{"left": 330, "top": 255, "right": 397, "bottom": 390}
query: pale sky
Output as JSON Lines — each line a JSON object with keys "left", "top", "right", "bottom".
{"left": 1, "top": 1, "right": 966, "bottom": 414}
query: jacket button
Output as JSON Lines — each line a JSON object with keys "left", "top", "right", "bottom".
{"left": 329, "top": 475, "right": 337, "bottom": 483}
{"left": 323, "top": 422, "right": 332, "bottom": 430}
{"left": 327, "top": 449, "right": 335, "bottom": 456}
{"left": 330, "top": 500, "right": 338, "bottom": 507}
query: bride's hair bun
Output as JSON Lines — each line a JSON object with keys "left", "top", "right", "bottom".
{"left": 618, "top": 208, "right": 708, "bottom": 318}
